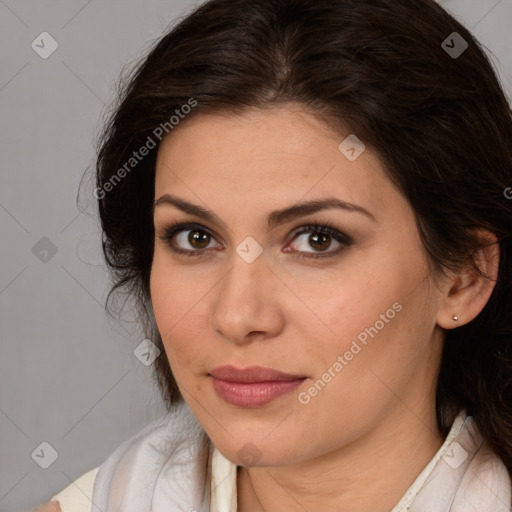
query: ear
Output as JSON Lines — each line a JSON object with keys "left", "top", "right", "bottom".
{"left": 436, "top": 229, "right": 500, "bottom": 330}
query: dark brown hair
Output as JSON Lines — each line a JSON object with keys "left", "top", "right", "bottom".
{"left": 94, "top": 0, "right": 512, "bottom": 473}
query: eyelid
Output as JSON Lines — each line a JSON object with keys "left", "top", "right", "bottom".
{"left": 156, "top": 221, "right": 221, "bottom": 256}
{"left": 290, "top": 224, "right": 352, "bottom": 247}
{"left": 157, "top": 219, "right": 354, "bottom": 260}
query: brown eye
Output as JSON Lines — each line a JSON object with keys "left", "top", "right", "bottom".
{"left": 158, "top": 222, "right": 353, "bottom": 259}
{"left": 308, "top": 232, "right": 331, "bottom": 252}
{"left": 289, "top": 224, "right": 353, "bottom": 258}
{"left": 186, "top": 229, "right": 211, "bottom": 249}
{"left": 158, "top": 222, "right": 220, "bottom": 257}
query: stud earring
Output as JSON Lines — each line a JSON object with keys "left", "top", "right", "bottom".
{"left": 453, "top": 315, "right": 458, "bottom": 322}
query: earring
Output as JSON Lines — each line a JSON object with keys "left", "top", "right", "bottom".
{"left": 453, "top": 315, "right": 458, "bottom": 322}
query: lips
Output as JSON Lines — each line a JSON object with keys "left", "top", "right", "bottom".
{"left": 209, "top": 365, "right": 305, "bottom": 383}
{"left": 208, "top": 365, "right": 307, "bottom": 407}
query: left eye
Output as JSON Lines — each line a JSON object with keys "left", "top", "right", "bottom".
{"left": 288, "top": 225, "right": 353, "bottom": 258}
{"left": 158, "top": 222, "right": 353, "bottom": 259}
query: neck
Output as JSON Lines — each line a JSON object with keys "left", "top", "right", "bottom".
{"left": 237, "top": 403, "right": 444, "bottom": 512}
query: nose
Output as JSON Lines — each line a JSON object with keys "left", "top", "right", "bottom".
{"left": 210, "top": 249, "right": 285, "bottom": 345}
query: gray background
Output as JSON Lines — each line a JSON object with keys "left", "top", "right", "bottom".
{"left": 1, "top": 1, "right": 511, "bottom": 511}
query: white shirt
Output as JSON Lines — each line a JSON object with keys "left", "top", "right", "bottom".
{"left": 50, "top": 403, "right": 511, "bottom": 511}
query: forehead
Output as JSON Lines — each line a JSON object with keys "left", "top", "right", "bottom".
{"left": 153, "top": 106, "right": 402, "bottom": 221}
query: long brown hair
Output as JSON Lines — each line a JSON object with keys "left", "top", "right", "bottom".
{"left": 93, "top": 0, "right": 512, "bottom": 473}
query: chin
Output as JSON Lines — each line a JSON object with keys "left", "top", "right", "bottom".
{"left": 211, "top": 431, "right": 302, "bottom": 468}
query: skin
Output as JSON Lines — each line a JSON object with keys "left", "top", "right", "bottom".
{"left": 150, "top": 104, "right": 499, "bottom": 511}
{"left": 30, "top": 502, "right": 61, "bottom": 512}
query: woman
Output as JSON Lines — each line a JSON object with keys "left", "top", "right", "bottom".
{"left": 36, "top": 0, "right": 512, "bottom": 510}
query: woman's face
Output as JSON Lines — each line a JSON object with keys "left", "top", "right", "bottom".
{"left": 150, "top": 105, "right": 445, "bottom": 467}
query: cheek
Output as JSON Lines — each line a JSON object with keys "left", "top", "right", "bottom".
{"left": 150, "top": 248, "right": 201, "bottom": 326}
{"left": 149, "top": 254, "right": 204, "bottom": 375}
{"left": 307, "top": 247, "right": 432, "bottom": 382}
{"left": 300, "top": 258, "right": 402, "bottom": 353}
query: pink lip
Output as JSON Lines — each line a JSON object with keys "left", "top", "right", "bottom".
{"left": 209, "top": 365, "right": 306, "bottom": 407}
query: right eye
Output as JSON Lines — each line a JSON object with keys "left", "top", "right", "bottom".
{"left": 157, "top": 222, "right": 221, "bottom": 257}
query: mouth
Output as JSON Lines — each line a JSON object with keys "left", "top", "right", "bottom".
{"left": 208, "top": 365, "right": 307, "bottom": 407}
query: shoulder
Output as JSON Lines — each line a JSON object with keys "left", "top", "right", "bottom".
{"left": 450, "top": 417, "right": 512, "bottom": 511}
{"left": 455, "top": 439, "right": 512, "bottom": 510}
{"left": 29, "top": 501, "right": 62, "bottom": 512}
{"left": 32, "top": 466, "right": 100, "bottom": 512}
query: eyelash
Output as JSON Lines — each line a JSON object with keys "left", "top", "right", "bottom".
{"left": 156, "top": 221, "right": 354, "bottom": 259}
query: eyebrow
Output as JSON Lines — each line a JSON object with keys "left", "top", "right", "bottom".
{"left": 153, "top": 194, "right": 376, "bottom": 227}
